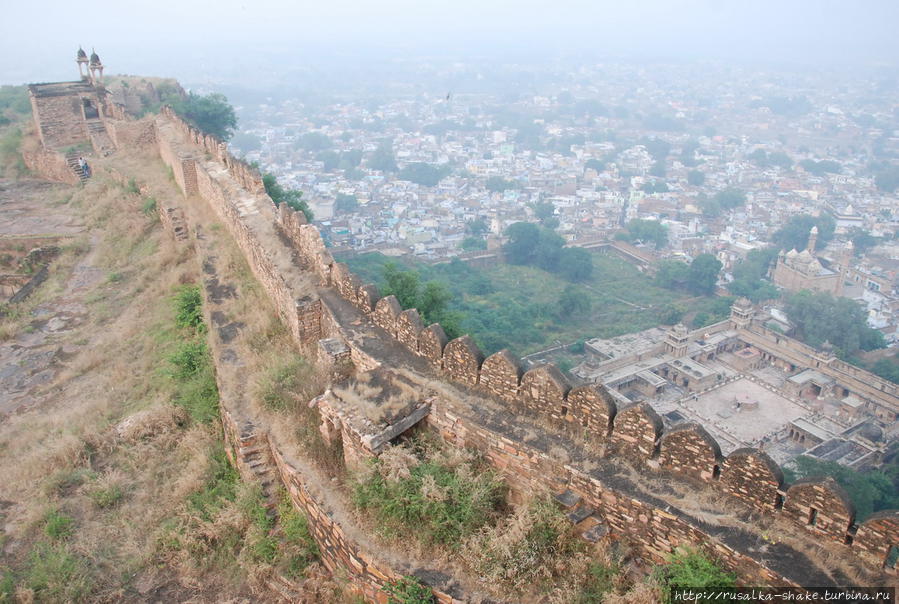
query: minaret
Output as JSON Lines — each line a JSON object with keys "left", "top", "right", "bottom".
{"left": 806, "top": 225, "right": 818, "bottom": 253}
{"left": 837, "top": 240, "right": 853, "bottom": 296}
{"left": 76, "top": 47, "right": 88, "bottom": 79}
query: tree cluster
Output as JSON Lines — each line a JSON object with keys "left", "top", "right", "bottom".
{"left": 169, "top": 92, "right": 237, "bottom": 141}
{"left": 726, "top": 248, "right": 780, "bottom": 303}
{"left": 784, "top": 290, "right": 884, "bottom": 358}
{"left": 655, "top": 253, "right": 723, "bottom": 296}
{"left": 263, "top": 173, "right": 313, "bottom": 222}
{"left": 798, "top": 159, "right": 841, "bottom": 176}
{"left": 333, "top": 193, "right": 358, "bottom": 214}
{"left": 698, "top": 188, "right": 746, "bottom": 217}
{"left": 616, "top": 219, "right": 667, "bottom": 249}
{"left": 504, "top": 222, "right": 593, "bottom": 282}
{"left": 398, "top": 162, "right": 451, "bottom": 187}
{"left": 382, "top": 263, "right": 460, "bottom": 337}
{"left": 772, "top": 214, "right": 835, "bottom": 251}
{"left": 485, "top": 176, "right": 518, "bottom": 193}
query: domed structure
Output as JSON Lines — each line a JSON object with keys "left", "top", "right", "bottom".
{"left": 76, "top": 47, "right": 89, "bottom": 78}
{"left": 88, "top": 49, "right": 104, "bottom": 85}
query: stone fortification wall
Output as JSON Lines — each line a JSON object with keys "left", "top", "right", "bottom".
{"left": 21, "top": 148, "right": 79, "bottom": 185}
{"left": 149, "top": 111, "right": 899, "bottom": 584}
{"left": 269, "top": 173, "right": 899, "bottom": 576}
{"left": 104, "top": 117, "right": 156, "bottom": 149}
{"left": 427, "top": 401, "right": 793, "bottom": 586}
{"left": 218, "top": 409, "right": 460, "bottom": 603}
{"left": 28, "top": 90, "right": 89, "bottom": 149}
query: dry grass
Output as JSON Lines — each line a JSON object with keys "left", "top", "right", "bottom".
{"left": 0, "top": 157, "right": 260, "bottom": 601}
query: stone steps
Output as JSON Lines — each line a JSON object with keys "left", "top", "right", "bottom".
{"left": 554, "top": 489, "right": 611, "bottom": 545}
{"left": 64, "top": 151, "right": 89, "bottom": 182}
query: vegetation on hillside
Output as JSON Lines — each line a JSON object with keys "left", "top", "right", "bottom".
{"left": 0, "top": 85, "right": 31, "bottom": 177}
{"left": 344, "top": 251, "right": 727, "bottom": 355}
{"left": 352, "top": 438, "right": 505, "bottom": 546}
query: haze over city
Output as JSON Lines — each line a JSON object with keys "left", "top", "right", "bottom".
{"left": 1, "top": 1, "right": 899, "bottom": 602}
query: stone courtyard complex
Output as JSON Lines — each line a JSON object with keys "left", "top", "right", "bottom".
{"left": 574, "top": 297, "right": 898, "bottom": 467}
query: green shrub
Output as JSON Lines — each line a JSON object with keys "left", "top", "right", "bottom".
{"left": 258, "top": 358, "right": 314, "bottom": 411}
{"left": 277, "top": 493, "right": 319, "bottom": 578}
{"left": 141, "top": 196, "right": 158, "bottom": 216}
{"left": 382, "top": 576, "right": 435, "bottom": 604}
{"left": 22, "top": 543, "right": 92, "bottom": 602}
{"left": 187, "top": 446, "right": 238, "bottom": 521}
{"left": 168, "top": 338, "right": 209, "bottom": 380}
{"left": 0, "top": 568, "right": 14, "bottom": 601}
{"left": 658, "top": 547, "right": 736, "bottom": 602}
{"left": 173, "top": 285, "right": 205, "bottom": 332}
{"left": 577, "top": 560, "right": 620, "bottom": 603}
{"left": 44, "top": 510, "right": 75, "bottom": 540}
{"left": 352, "top": 443, "right": 504, "bottom": 546}
{"left": 125, "top": 178, "right": 140, "bottom": 194}
{"left": 89, "top": 485, "right": 123, "bottom": 509}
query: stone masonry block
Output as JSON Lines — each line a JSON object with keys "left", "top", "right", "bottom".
{"left": 852, "top": 511, "right": 899, "bottom": 568}
{"left": 609, "top": 402, "right": 663, "bottom": 460}
{"left": 720, "top": 448, "right": 784, "bottom": 513}
{"left": 418, "top": 323, "right": 448, "bottom": 366}
{"left": 565, "top": 384, "right": 616, "bottom": 439}
{"left": 443, "top": 335, "right": 484, "bottom": 386}
{"left": 782, "top": 478, "right": 854, "bottom": 544}
{"left": 479, "top": 349, "right": 522, "bottom": 403}
{"left": 658, "top": 423, "right": 722, "bottom": 482}
{"left": 519, "top": 364, "right": 570, "bottom": 418}
{"left": 396, "top": 308, "right": 424, "bottom": 353}
{"left": 373, "top": 296, "right": 402, "bottom": 337}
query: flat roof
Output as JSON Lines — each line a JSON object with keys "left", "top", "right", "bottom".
{"left": 787, "top": 369, "right": 834, "bottom": 386}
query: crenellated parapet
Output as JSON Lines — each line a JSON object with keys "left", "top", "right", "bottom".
{"left": 148, "top": 108, "right": 899, "bottom": 583}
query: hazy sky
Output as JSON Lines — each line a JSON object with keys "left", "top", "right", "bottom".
{"left": 2, "top": 0, "right": 898, "bottom": 85}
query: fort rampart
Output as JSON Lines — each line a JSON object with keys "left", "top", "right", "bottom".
{"left": 146, "top": 108, "right": 899, "bottom": 585}
{"left": 24, "top": 97, "right": 899, "bottom": 597}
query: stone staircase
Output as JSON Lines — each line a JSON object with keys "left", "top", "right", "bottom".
{"left": 64, "top": 151, "right": 89, "bottom": 182}
{"left": 236, "top": 423, "right": 279, "bottom": 514}
{"left": 85, "top": 119, "right": 115, "bottom": 156}
{"left": 554, "top": 489, "right": 611, "bottom": 544}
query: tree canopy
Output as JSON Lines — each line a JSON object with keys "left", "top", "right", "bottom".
{"left": 263, "top": 173, "right": 312, "bottom": 222}
{"left": 784, "top": 290, "right": 885, "bottom": 358}
{"left": 170, "top": 92, "right": 237, "bottom": 141}
{"left": 485, "top": 176, "right": 518, "bottom": 193}
{"left": 772, "top": 214, "right": 835, "bottom": 251}
{"left": 727, "top": 248, "right": 780, "bottom": 303}
{"left": 334, "top": 193, "right": 358, "bottom": 214}
{"left": 503, "top": 222, "right": 590, "bottom": 279}
{"left": 687, "top": 253, "right": 723, "bottom": 295}
{"left": 382, "top": 263, "right": 459, "bottom": 337}
{"left": 616, "top": 219, "right": 667, "bottom": 249}
{"left": 368, "top": 140, "right": 398, "bottom": 172}
{"left": 397, "top": 162, "right": 450, "bottom": 187}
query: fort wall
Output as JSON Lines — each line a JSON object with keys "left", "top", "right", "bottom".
{"left": 145, "top": 107, "right": 899, "bottom": 589}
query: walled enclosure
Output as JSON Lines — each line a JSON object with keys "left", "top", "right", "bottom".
{"left": 26, "top": 92, "right": 899, "bottom": 598}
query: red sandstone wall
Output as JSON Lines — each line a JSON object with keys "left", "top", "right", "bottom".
{"left": 21, "top": 148, "right": 79, "bottom": 185}
{"left": 149, "top": 113, "right": 899, "bottom": 581}
{"left": 219, "top": 408, "right": 459, "bottom": 603}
